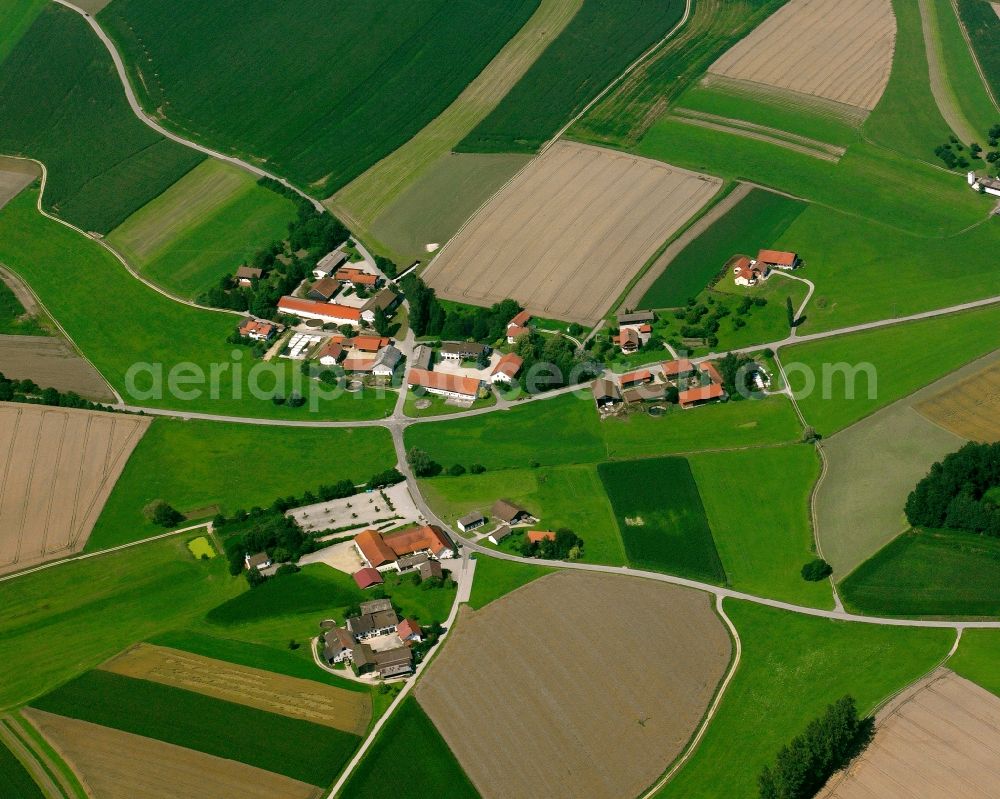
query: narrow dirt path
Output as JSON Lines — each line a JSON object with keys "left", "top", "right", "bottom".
{"left": 0, "top": 715, "right": 72, "bottom": 799}
{"left": 671, "top": 114, "right": 843, "bottom": 162}
{"left": 918, "top": 0, "right": 980, "bottom": 145}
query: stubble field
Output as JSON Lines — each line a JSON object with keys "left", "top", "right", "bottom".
{"left": 915, "top": 359, "right": 1000, "bottom": 441}
{"left": 416, "top": 571, "right": 732, "bottom": 799}
{"left": 708, "top": 0, "right": 897, "bottom": 112}
{"left": 23, "top": 709, "right": 318, "bottom": 799}
{"left": 423, "top": 141, "right": 721, "bottom": 324}
{"left": 0, "top": 336, "right": 116, "bottom": 401}
{"left": 0, "top": 403, "right": 149, "bottom": 576}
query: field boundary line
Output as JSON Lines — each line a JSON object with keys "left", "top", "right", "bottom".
{"left": 0, "top": 714, "right": 73, "bottom": 799}
{"left": 637, "top": 594, "right": 742, "bottom": 799}
{"left": 671, "top": 114, "right": 843, "bottom": 162}
{"left": 51, "top": 0, "right": 325, "bottom": 213}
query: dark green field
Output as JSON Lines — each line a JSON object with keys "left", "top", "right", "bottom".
{"left": 101, "top": 0, "right": 537, "bottom": 195}
{"left": 840, "top": 530, "right": 1000, "bottom": 617}
{"left": 206, "top": 569, "right": 363, "bottom": 627}
{"left": 456, "top": 0, "right": 685, "bottom": 154}
{"left": 598, "top": 457, "right": 726, "bottom": 583}
{"left": 340, "top": 697, "right": 478, "bottom": 798}
{"left": 640, "top": 188, "right": 806, "bottom": 308}
{"left": 0, "top": 279, "right": 45, "bottom": 335}
{"left": 0, "top": 740, "right": 43, "bottom": 799}
{"left": 956, "top": 0, "right": 1000, "bottom": 99}
{"left": 0, "top": 5, "right": 202, "bottom": 233}
{"left": 30, "top": 670, "right": 359, "bottom": 786}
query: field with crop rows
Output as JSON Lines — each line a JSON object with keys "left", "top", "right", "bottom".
{"left": 916, "top": 358, "right": 1000, "bottom": 441}
{"left": 0, "top": 5, "right": 203, "bottom": 233}
{"left": 956, "top": 0, "right": 1000, "bottom": 100}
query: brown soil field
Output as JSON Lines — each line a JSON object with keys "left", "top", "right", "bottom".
{"left": 915, "top": 358, "right": 1000, "bottom": 442}
{"left": 0, "top": 403, "right": 149, "bottom": 575}
{"left": 23, "top": 708, "right": 319, "bottom": 799}
{"left": 708, "top": 0, "right": 897, "bottom": 112}
{"left": 421, "top": 141, "right": 721, "bottom": 325}
{"left": 416, "top": 571, "right": 731, "bottom": 799}
{"left": 0, "top": 335, "right": 116, "bottom": 402}
{"left": 102, "top": 643, "right": 371, "bottom": 735}
{"left": 0, "top": 158, "right": 38, "bottom": 213}
{"left": 820, "top": 669, "right": 1000, "bottom": 798}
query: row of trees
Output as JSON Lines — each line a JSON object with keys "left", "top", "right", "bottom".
{"left": 402, "top": 275, "right": 528, "bottom": 345}
{"left": 758, "top": 696, "right": 872, "bottom": 799}
{"left": 0, "top": 373, "right": 118, "bottom": 412}
{"left": 905, "top": 442, "right": 1000, "bottom": 535}
{"left": 510, "top": 331, "right": 602, "bottom": 394}
{"left": 518, "top": 528, "right": 584, "bottom": 560}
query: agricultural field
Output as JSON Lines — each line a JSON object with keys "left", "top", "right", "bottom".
{"left": 423, "top": 141, "right": 721, "bottom": 324}
{"left": 101, "top": 0, "right": 539, "bottom": 195}
{"left": 88, "top": 417, "right": 394, "bottom": 550}
{"left": 0, "top": 536, "right": 241, "bottom": 710}
{"left": 637, "top": 186, "right": 807, "bottom": 308}
{"left": 655, "top": 600, "right": 951, "bottom": 798}
{"left": 0, "top": 157, "right": 37, "bottom": 214}
{"left": 417, "top": 572, "right": 732, "bottom": 799}
{"left": 569, "top": 0, "right": 788, "bottom": 148}
{"left": 102, "top": 643, "right": 371, "bottom": 735}
{"left": 457, "top": 0, "right": 686, "bottom": 153}
{"left": 107, "top": 160, "right": 297, "bottom": 299}
{"left": 951, "top": 630, "right": 1000, "bottom": 696}
{"left": 0, "top": 337, "right": 116, "bottom": 402}
{"left": 0, "top": 404, "right": 150, "bottom": 577}
{"left": 466, "top": 555, "right": 554, "bottom": 610}
{"left": 0, "top": 737, "right": 44, "bottom": 799}
{"left": 0, "top": 5, "right": 203, "bottom": 233}
{"left": 340, "top": 697, "right": 478, "bottom": 799}
{"left": 419, "top": 465, "right": 627, "bottom": 566}
{"left": 819, "top": 670, "right": 1000, "bottom": 798}
{"left": 915, "top": 358, "right": 1000, "bottom": 441}
{"left": 784, "top": 303, "right": 1000, "bottom": 436}
{"left": 599, "top": 457, "right": 725, "bottom": 584}
{"left": 707, "top": 0, "right": 896, "bottom": 112}
{"left": 839, "top": 529, "right": 1000, "bottom": 617}
{"left": 688, "top": 445, "right": 830, "bottom": 607}
{"left": 0, "top": 189, "right": 395, "bottom": 420}
{"left": 0, "top": 0, "right": 46, "bottom": 67}
{"left": 23, "top": 710, "right": 318, "bottom": 799}
{"left": 956, "top": 0, "right": 1000, "bottom": 101}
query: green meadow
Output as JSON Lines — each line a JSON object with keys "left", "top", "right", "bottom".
{"left": 955, "top": 0, "right": 1000, "bottom": 107}
{"left": 0, "top": 0, "right": 46, "bottom": 66}
{"left": 466, "top": 556, "right": 554, "bottom": 611}
{"left": 951, "top": 629, "right": 1000, "bottom": 696}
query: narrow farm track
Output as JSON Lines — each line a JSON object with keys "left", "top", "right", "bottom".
{"left": 918, "top": 0, "right": 981, "bottom": 145}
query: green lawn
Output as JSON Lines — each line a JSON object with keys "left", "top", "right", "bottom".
{"left": 0, "top": 740, "right": 43, "bottom": 799}
{"left": 655, "top": 601, "right": 952, "bottom": 798}
{"left": 403, "top": 389, "right": 496, "bottom": 418}
{"left": 840, "top": 529, "right": 1000, "bottom": 618}
{"left": 31, "top": 670, "right": 358, "bottom": 786}
{"left": 0, "top": 536, "right": 242, "bottom": 710}
{"left": 107, "top": 160, "right": 297, "bottom": 299}
{"left": 783, "top": 303, "right": 1000, "bottom": 436}
{"left": 0, "top": 0, "right": 45, "bottom": 67}
{"left": 457, "top": 0, "right": 685, "bottom": 153}
{"left": 88, "top": 418, "right": 395, "bottom": 550}
{"left": 339, "top": 696, "right": 478, "bottom": 798}
{"left": 599, "top": 457, "right": 726, "bottom": 583}
{"left": 0, "top": 5, "right": 203, "bottom": 233}
{"left": 419, "top": 465, "right": 627, "bottom": 566}
{"left": 688, "top": 445, "right": 831, "bottom": 607}
{"left": 639, "top": 188, "right": 806, "bottom": 308}
{"left": 0, "top": 189, "right": 395, "bottom": 420}
{"left": 466, "top": 555, "right": 554, "bottom": 610}
{"left": 100, "top": 0, "right": 538, "bottom": 195}
{"left": 185, "top": 536, "right": 215, "bottom": 559}
{"left": 950, "top": 629, "right": 1000, "bottom": 696}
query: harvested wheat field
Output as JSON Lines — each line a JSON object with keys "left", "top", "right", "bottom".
{"left": 915, "top": 359, "right": 1000, "bottom": 442}
{"left": 708, "top": 0, "right": 896, "bottom": 112}
{"left": 23, "top": 708, "right": 319, "bottom": 799}
{"left": 0, "top": 335, "right": 115, "bottom": 401}
{"left": 422, "top": 141, "right": 721, "bottom": 325}
{"left": 820, "top": 669, "right": 1000, "bottom": 798}
{"left": 416, "top": 571, "right": 731, "bottom": 799}
{"left": 0, "top": 158, "right": 38, "bottom": 212}
{"left": 0, "top": 403, "right": 149, "bottom": 575}
{"left": 102, "top": 643, "right": 371, "bottom": 735}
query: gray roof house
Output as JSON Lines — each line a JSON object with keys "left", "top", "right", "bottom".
{"left": 491, "top": 499, "right": 535, "bottom": 525}
{"left": 372, "top": 345, "right": 402, "bottom": 377}
{"left": 441, "top": 341, "right": 489, "bottom": 360}
{"left": 411, "top": 344, "right": 433, "bottom": 371}
{"left": 457, "top": 510, "right": 486, "bottom": 532}
{"left": 616, "top": 310, "right": 656, "bottom": 325}
{"left": 592, "top": 378, "right": 622, "bottom": 409}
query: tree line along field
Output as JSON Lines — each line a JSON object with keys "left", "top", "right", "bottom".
{"left": 0, "top": 189, "right": 395, "bottom": 421}
{"left": 107, "top": 159, "right": 297, "bottom": 300}
{"left": 100, "top": 0, "right": 539, "bottom": 196}
{"left": 456, "top": 0, "right": 685, "bottom": 153}
{"left": 0, "top": 5, "right": 203, "bottom": 233}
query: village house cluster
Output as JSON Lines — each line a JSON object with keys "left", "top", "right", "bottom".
{"left": 732, "top": 248, "right": 801, "bottom": 287}
{"left": 593, "top": 357, "right": 738, "bottom": 413}
{"left": 350, "top": 524, "right": 454, "bottom": 589}
{"left": 322, "top": 598, "right": 424, "bottom": 679}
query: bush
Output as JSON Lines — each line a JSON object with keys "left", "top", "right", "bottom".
{"left": 801, "top": 558, "right": 832, "bottom": 581}
{"left": 407, "top": 447, "right": 442, "bottom": 477}
{"left": 470, "top": 463, "right": 486, "bottom": 474}
{"left": 144, "top": 500, "right": 183, "bottom": 528}
{"left": 448, "top": 463, "right": 467, "bottom": 477}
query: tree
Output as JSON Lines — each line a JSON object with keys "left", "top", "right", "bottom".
{"left": 373, "top": 306, "right": 391, "bottom": 336}
{"left": 448, "top": 463, "right": 466, "bottom": 477}
{"left": 144, "top": 500, "right": 183, "bottom": 528}
{"left": 407, "top": 447, "right": 441, "bottom": 478}
{"left": 904, "top": 442, "right": 1000, "bottom": 535}
{"left": 801, "top": 558, "right": 833, "bottom": 581}
{"left": 786, "top": 296, "right": 796, "bottom": 328}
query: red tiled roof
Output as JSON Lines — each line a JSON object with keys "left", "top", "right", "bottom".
{"left": 619, "top": 369, "right": 652, "bottom": 386}
{"left": 277, "top": 296, "right": 361, "bottom": 322}
{"left": 342, "top": 355, "right": 376, "bottom": 372}
{"left": 733, "top": 256, "right": 759, "bottom": 281}
{"left": 661, "top": 359, "right": 694, "bottom": 377}
{"left": 239, "top": 318, "right": 274, "bottom": 337}
{"left": 407, "top": 368, "right": 481, "bottom": 398}
{"left": 492, "top": 352, "right": 523, "bottom": 378}
{"left": 756, "top": 249, "right": 797, "bottom": 266}
{"left": 354, "top": 529, "right": 396, "bottom": 568}
{"left": 335, "top": 267, "right": 378, "bottom": 285}
{"left": 384, "top": 525, "right": 452, "bottom": 558}
{"left": 678, "top": 383, "right": 725, "bottom": 406}
{"left": 699, "top": 361, "right": 723, "bottom": 385}
{"left": 353, "top": 567, "right": 384, "bottom": 589}
{"left": 397, "top": 618, "right": 422, "bottom": 639}
{"left": 639, "top": 324, "right": 652, "bottom": 333}
{"left": 351, "top": 336, "right": 390, "bottom": 353}
{"left": 506, "top": 326, "right": 531, "bottom": 340}
{"left": 316, "top": 340, "right": 344, "bottom": 361}
{"left": 508, "top": 310, "right": 532, "bottom": 328}
{"left": 527, "top": 531, "right": 556, "bottom": 543}
{"left": 614, "top": 328, "right": 640, "bottom": 347}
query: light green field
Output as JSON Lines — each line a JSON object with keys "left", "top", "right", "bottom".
{"left": 466, "top": 555, "right": 553, "bottom": 610}
{"left": 689, "top": 445, "right": 831, "bottom": 607}
{"left": 88, "top": 418, "right": 395, "bottom": 551}
{"left": 0, "top": 189, "right": 395, "bottom": 420}
{"left": 419, "top": 464, "right": 627, "bottom": 566}
{"left": 655, "top": 601, "right": 952, "bottom": 798}
{"left": 185, "top": 537, "right": 215, "bottom": 559}
{"left": 951, "top": 629, "right": 1000, "bottom": 696}
{"left": 0, "top": 537, "right": 242, "bottom": 709}
{"left": 107, "top": 160, "right": 296, "bottom": 299}
{"left": 364, "top": 152, "right": 530, "bottom": 265}
{"left": 783, "top": 303, "right": 1000, "bottom": 436}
